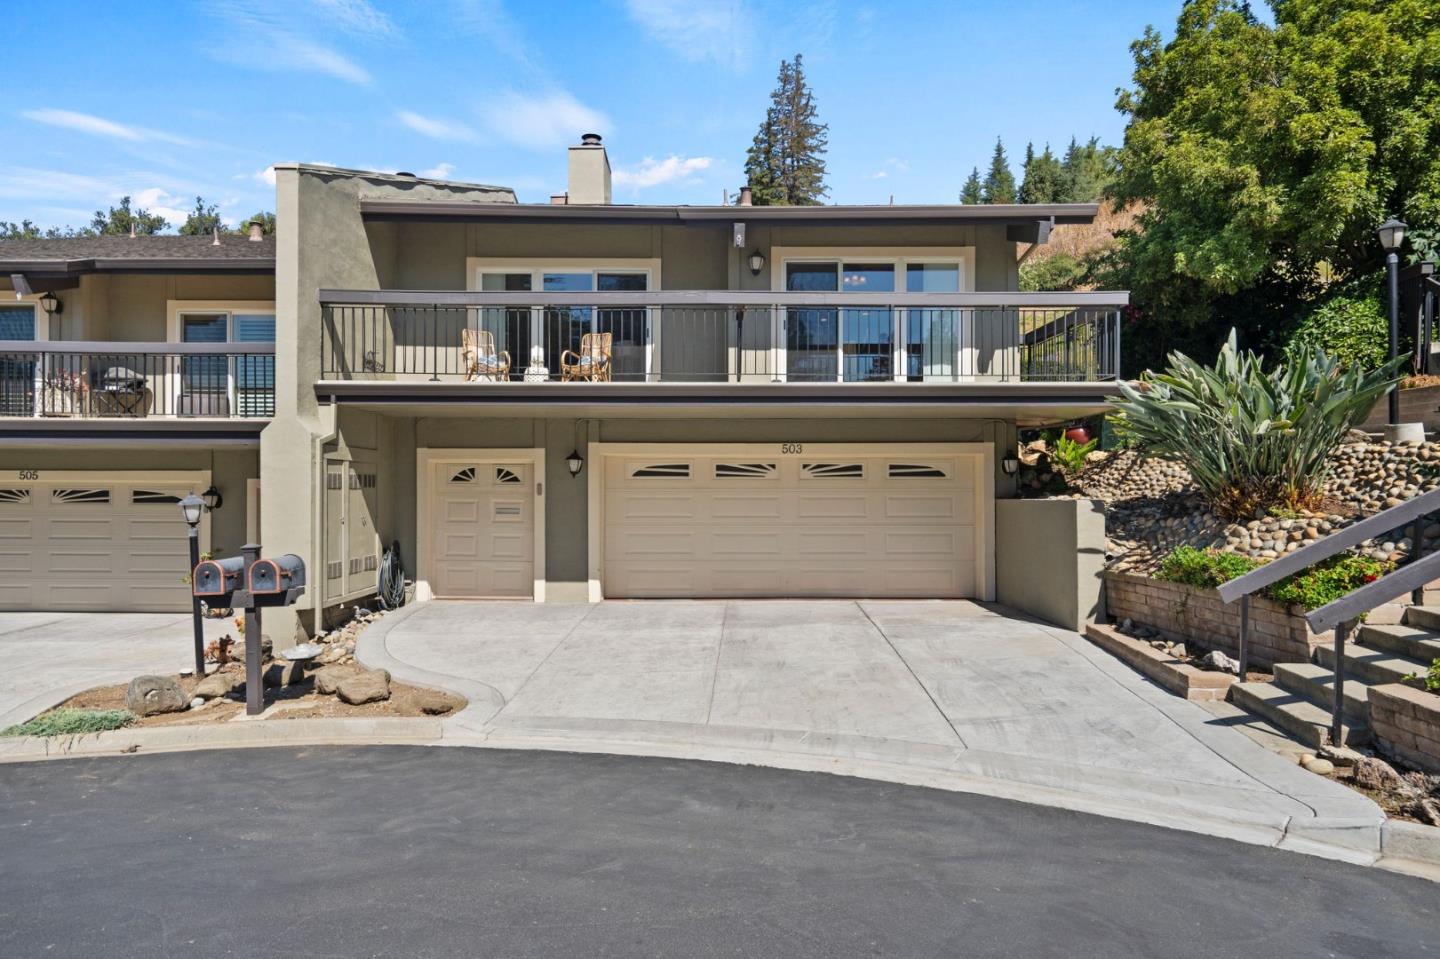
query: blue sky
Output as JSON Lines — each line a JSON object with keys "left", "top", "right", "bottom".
{"left": 1, "top": 0, "right": 1185, "bottom": 229}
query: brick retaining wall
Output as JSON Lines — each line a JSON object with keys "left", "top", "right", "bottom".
{"left": 1103, "top": 570, "right": 1325, "bottom": 668}
{"left": 1370, "top": 684, "right": 1440, "bottom": 774}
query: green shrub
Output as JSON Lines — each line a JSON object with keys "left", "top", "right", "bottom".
{"left": 1155, "top": 546, "right": 1261, "bottom": 588}
{"left": 1020, "top": 252, "right": 1087, "bottom": 292}
{"left": 1286, "top": 274, "right": 1387, "bottom": 371}
{"left": 1110, "top": 330, "right": 1405, "bottom": 519}
{"left": 1, "top": 708, "right": 135, "bottom": 738}
{"left": 1267, "top": 554, "right": 1390, "bottom": 610}
{"left": 1053, "top": 435, "right": 1099, "bottom": 474}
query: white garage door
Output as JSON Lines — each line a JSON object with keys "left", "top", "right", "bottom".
{"left": 601, "top": 445, "right": 989, "bottom": 599}
{"left": 428, "top": 461, "right": 535, "bottom": 598}
{"left": 0, "top": 480, "right": 204, "bottom": 612}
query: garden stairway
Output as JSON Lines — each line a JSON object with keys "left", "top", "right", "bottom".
{"left": 1229, "top": 606, "right": 1440, "bottom": 749}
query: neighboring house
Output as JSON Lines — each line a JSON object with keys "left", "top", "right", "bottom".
{"left": 1, "top": 134, "right": 1127, "bottom": 638}
{"left": 0, "top": 230, "right": 274, "bottom": 611}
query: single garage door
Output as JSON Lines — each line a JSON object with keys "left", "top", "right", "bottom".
{"left": 0, "top": 479, "right": 204, "bottom": 612}
{"left": 428, "top": 460, "right": 535, "bottom": 598}
{"left": 601, "top": 445, "right": 989, "bottom": 599}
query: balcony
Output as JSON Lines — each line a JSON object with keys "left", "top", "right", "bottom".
{"left": 0, "top": 341, "right": 275, "bottom": 420}
{"left": 319, "top": 290, "right": 1125, "bottom": 387}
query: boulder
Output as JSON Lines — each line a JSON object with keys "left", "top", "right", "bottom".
{"left": 316, "top": 644, "right": 348, "bottom": 665}
{"left": 415, "top": 691, "right": 455, "bottom": 716}
{"left": 315, "top": 665, "right": 360, "bottom": 696}
{"left": 231, "top": 634, "right": 273, "bottom": 665}
{"left": 193, "top": 672, "right": 240, "bottom": 700}
{"left": 125, "top": 675, "right": 188, "bottom": 716}
{"left": 1352, "top": 755, "right": 1403, "bottom": 792}
{"left": 1302, "top": 757, "right": 1335, "bottom": 776}
{"left": 336, "top": 669, "right": 391, "bottom": 705}
{"left": 1199, "top": 650, "right": 1239, "bottom": 674}
{"left": 262, "top": 661, "right": 310, "bottom": 688}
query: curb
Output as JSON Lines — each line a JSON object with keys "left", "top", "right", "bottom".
{"left": 355, "top": 603, "right": 507, "bottom": 721}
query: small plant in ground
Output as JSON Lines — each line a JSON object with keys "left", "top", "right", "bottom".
{"left": 1266, "top": 554, "right": 1390, "bottom": 610}
{"left": 1, "top": 708, "right": 134, "bottom": 737}
{"left": 1408, "top": 659, "right": 1440, "bottom": 694}
{"left": 1155, "top": 546, "right": 1261, "bottom": 589}
{"left": 1053, "top": 435, "right": 1099, "bottom": 475}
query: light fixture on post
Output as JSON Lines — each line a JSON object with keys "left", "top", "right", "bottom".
{"left": 1378, "top": 217, "right": 1408, "bottom": 427}
{"left": 1001, "top": 453, "right": 1019, "bottom": 476}
{"left": 201, "top": 485, "right": 223, "bottom": 511}
{"left": 38, "top": 292, "right": 61, "bottom": 317}
{"left": 748, "top": 249, "right": 766, "bottom": 276}
{"left": 566, "top": 449, "right": 584, "bottom": 478}
{"left": 178, "top": 495, "right": 206, "bottom": 677}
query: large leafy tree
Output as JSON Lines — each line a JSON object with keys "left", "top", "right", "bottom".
{"left": 178, "top": 196, "right": 223, "bottom": 235}
{"left": 89, "top": 196, "right": 167, "bottom": 236}
{"left": 1105, "top": 0, "right": 1440, "bottom": 370}
{"left": 981, "top": 138, "right": 1016, "bottom": 203}
{"left": 744, "top": 54, "right": 829, "bottom": 205}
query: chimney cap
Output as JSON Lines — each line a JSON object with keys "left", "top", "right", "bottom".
{"left": 738, "top": 185, "right": 753, "bottom": 206}
{"left": 395, "top": 171, "right": 416, "bottom": 178}
{"left": 579, "top": 133, "right": 603, "bottom": 146}
{"left": 246, "top": 219, "right": 265, "bottom": 241}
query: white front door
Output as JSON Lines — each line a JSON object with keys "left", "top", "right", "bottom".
{"left": 428, "top": 461, "right": 535, "bottom": 598}
{"left": 598, "top": 444, "right": 990, "bottom": 599}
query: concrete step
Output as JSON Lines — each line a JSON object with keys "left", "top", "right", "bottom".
{"left": 1229, "top": 681, "right": 1370, "bottom": 749}
{"left": 1403, "top": 605, "right": 1440, "bottom": 633}
{"left": 1316, "top": 643, "right": 1427, "bottom": 686}
{"left": 1272, "top": 662, "right": 1370, "bottom": 722}
{"left": 1359, "top": 623, "right": 1440, "bottom": 665}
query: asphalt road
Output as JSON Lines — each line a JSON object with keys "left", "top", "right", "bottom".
{"left": 0, "top": 747, "right": 1433, "bottom": 959}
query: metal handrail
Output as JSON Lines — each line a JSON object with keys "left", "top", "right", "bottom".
{"left": 0, "top": 340, "right": 276, "bottom": 355}
{"left": 318, "top": 289, "right": 1132, "bottom": 308}
{"left": 1214, "top": 484, "right": 1440, "bottom": 748}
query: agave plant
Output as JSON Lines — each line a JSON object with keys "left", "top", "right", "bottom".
{"left": 1109, "top": 330, "right": 1405, "bottom": 519}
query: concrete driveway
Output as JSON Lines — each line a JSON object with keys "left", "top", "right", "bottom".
{"left": 0, "top": 612, "right": 231, "bottom": 729}
{"left": 362, "top": 600, "right": 1384, "bottom": 859}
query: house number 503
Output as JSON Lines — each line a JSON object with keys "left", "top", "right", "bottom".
{"left": 780, "top": 444, "right": 803, "bottom": 454}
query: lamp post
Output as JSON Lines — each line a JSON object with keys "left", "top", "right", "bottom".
{"left": 179, "top": 494, "right": 207, "bottom": 677}
{"left": 1378, "top": 217, "right": 1407, "bottom": 425}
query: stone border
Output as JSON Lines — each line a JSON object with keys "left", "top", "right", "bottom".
{"left": 1083, "top": 622, "right": 1236, "bottom": 700}
{"left": 1370, "top": 683, "right": 1440, "bottom": 774}
{"left": 1104, "top": 570, "right": 1324, "bottom": 667}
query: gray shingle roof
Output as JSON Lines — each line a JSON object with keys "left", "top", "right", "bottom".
{"left": 0, "top": 234, "right": 275, "bottom": 272}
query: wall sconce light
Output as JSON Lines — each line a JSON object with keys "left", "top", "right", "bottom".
{"left": 38, "top": 292, "right": 61, "bottom": 316}
{"left": 1001, "top": 453, "right": 1019, "bottom": 476}
{"left": 567, "top": 449, "right": 584, "bottom": 477}
{"left": 201, "top": 485, "right": 223, "bottom": 511}
{"left": 748, "top": 249, "right": 766, "bottom": 276}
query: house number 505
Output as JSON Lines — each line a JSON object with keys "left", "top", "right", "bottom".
{"left": 17, "top": 470, "right": 38, "bottom": 480}
{"left": 780, "top": 444, "right": 803, "bottom": 454}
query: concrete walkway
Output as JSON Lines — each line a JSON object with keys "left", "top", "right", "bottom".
{"left": 0, "top": 612, "right": 231, "bottom": 729}
{"left": 361, "top": 600, "right": 1386, "bottom": 862}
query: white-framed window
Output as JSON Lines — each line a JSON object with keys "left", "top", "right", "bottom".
{"left": 469, "top": 261, "right": 658, "bottom": 381}
{"left": 167, "top": 301, "right": 275, "bottom": 416}
{"left": 771, "top": 248, "right": 974, "bottom": 383}
{"left": 0, "top": 302, "right": 39, "bottom": 417}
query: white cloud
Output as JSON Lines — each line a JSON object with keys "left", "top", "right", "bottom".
{"left": 480, "top": 90, "right": 609, "bottom": 151}
{"left": 420, "top": 163, "right": 457, "bottom": 180}
{"left": 624, "top": 0, "right": 752, "bottom": 69}
{"left": 451, "top": 0, "right": 536, "bottom": 71}
{"left": 21, "top": 109, "right": 193, "bottom": 146}
{"left": 867, "top": 157, "right": 910, "bottom": 179}
{"left": 613, "top": 155, "right": 713, "bottom": 190}
{"left": 205, "top": 1, "right": 375, "bottom": 85}
{"left": 397, "top": 111, "right": 478, "bottom": 142}
{"left": 248, "top": 166, "right": 278, "bottom": 187}
{"left": 131, "top": 187, "right": 194, "bottom": 227}
{"left": 309, "top": 0, "right": 396, "bottom": 37}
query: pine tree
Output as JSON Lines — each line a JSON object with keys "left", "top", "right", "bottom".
{"left": 1057, "top": 136, "right": 1113, "bottom": 202}
{"left": 744, "top": 54, "right": 829, "bottom": 205}
{"left": 981, "top": 138, "right": 1016, "bottom": 204}
{"left": 1019, "top": 143, "right": 1064, "bottom": 204}
{"left": 959, "top": 167, "right": 983, "bottom": 204}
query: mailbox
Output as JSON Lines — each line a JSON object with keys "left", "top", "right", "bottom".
{"left": 192, "top": 555, "right": 246, "bottom": 601}
{"left": 248, "top": 554, "right": 306, "bottom": 605}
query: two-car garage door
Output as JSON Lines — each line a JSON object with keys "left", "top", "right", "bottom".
{"left": 600, "top": 445, "right": 990, "bottom": 599}
{"left": 0, "top": 477, "right": 204, "bottom": 612}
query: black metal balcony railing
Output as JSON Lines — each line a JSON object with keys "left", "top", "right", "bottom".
{"left": 0, "top": 341, "right": 276, "bottom": 419}
{"left": 319, "top": 291, "right": 1125, "bottom": 384}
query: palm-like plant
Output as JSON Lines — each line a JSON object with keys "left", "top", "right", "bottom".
{"left": 1109, "top": 331, "right": 1404, "bottom": 519}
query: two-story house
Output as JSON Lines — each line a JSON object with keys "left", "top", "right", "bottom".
{"left": 0, "top": 230, "right": 274, "bottom": 611}
{"left": 264, "top": 136, "right": 1126, "bottom": 640}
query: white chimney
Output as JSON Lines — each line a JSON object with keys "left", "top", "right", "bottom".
{"left": 567, "top": 133, "right": 611, "bottom": 205}
{"left": 247, "top": 219, "right": 265, "bottom": 241}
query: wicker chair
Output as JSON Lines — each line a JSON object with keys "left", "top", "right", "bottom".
{"left": 461, "top": 329, "right": 511, "bottom": 382}
{"left": 561, "top": 332, "right": 612, "bottom": 382}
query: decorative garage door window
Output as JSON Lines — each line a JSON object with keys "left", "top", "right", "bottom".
{"left": 52, "top": 488, "right": 110, "bottom": 504}
{"left": 630, "top": 463, "right": 691, "bottom": 479}
{"left": 449, "top": 467, "right": 478, "bottom": 483}
{"left": 132, "top": 490, "right": 184, "bottom": 505}
{"left": 0, "top": 489, "right": 30, "bottom": 504}
{"left": 888, "top": 463, "right": 949, "bottom": 478}
{"left": 495, "top": 467, "right": 522, "bottom": 484}
{"left": 802, "top": 463, "right": 864, "bottom": 479}
{"left": 714, "top": 463, "right": 776, "bottom": 479}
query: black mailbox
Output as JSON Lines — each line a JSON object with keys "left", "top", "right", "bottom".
{"left": 193, "top": 556, "right": 246, "bottom": 601}
{"left": 249, "top": 554, "right": 306, "bottom": 600}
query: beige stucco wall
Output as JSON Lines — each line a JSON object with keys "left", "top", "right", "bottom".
{"left": 34, "top": 273, "right": 274, "bottom": 341}
{"left": 0, "top": 447, "right": 258, "bottom": 558}
{"left": 995, "top": 498, "right": 1106, "bottom": 631}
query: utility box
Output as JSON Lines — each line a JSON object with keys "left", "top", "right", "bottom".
{"left": 249, "top": 554, "right": 306, "bottom": 600}
{"left": 192, "top": 556, "right": 246, "bottom": 604}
